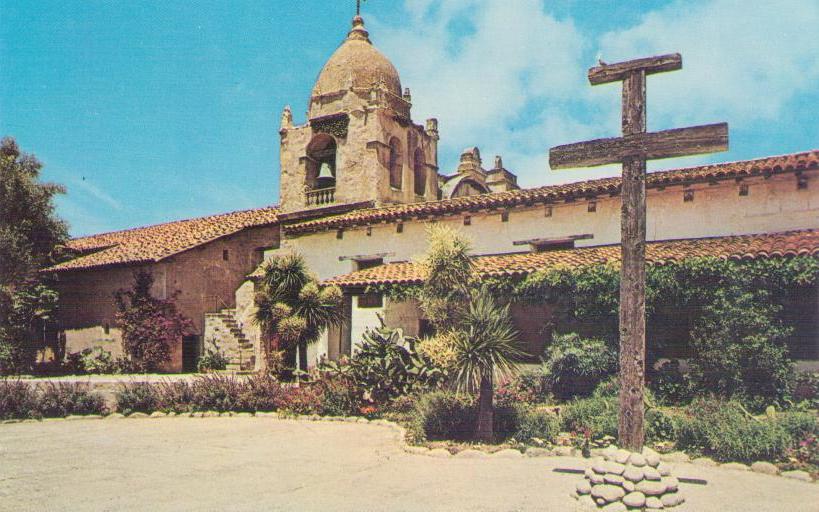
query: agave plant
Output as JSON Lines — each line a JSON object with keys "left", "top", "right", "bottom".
{"left": 321, "top": 326, "right": 445, "bottom": 403}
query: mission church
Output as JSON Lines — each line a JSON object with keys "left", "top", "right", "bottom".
{"left": 47, "top": 14, "right": 819, "bottom": 372}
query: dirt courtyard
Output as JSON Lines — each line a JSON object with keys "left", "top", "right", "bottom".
{"left": 0, "top": 417, "right": 817, "bottom": 512}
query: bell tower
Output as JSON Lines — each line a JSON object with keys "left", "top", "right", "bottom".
{"left": 278, "top": 15, "right": 440, "bottom": 213}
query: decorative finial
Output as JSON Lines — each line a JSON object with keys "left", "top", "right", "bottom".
{"left": 494, "top": 155, "right": 503, "bottom": 169}
{"left": 280, "top": 105, "right": 293, "bottom": 131}
{"left": 347, "top": 11, "right": 370, "bottom": 43}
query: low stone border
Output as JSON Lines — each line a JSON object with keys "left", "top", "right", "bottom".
{"left": 2, "top": 413, "right": 816, "bottom": 484}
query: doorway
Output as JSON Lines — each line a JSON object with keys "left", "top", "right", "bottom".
{"left": 182, "top": 336, "right": 200, "bottom": 373}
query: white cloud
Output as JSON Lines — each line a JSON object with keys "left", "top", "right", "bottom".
{"left": 370, "top": 0, "right": 819, "bottom": 186}
{"left": 372, "top": 0, "right": 596, "bottom": 182}
{"left": 598, "top": 0, "right": 819, "bottom": 128}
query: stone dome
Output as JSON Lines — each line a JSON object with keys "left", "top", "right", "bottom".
{"left": 311, "top": 16, "right": 402, "bottom": 99}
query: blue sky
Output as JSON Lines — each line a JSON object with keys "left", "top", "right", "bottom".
{"left": 2, "top": 1, "right": 818, "bottom": 237}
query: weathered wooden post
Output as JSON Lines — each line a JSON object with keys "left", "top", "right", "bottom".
{"left": 549, "top": 53, "right": 729, "bottom": 451}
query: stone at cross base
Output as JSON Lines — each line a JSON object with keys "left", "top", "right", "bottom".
{"left": 573, "top": 445, "right": 684, "bottom": 511}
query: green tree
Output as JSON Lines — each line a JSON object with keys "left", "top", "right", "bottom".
{"left": 0, "top": 137, "right": 68, "bottom": 374}
{"left": 254, "top": 254, "right": 343, "bottom": 374}
{"left": 418, "top": 226, "right": 524, "bottom": 441}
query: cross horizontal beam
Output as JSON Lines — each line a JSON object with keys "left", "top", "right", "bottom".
{"left": 549, "top": 122, "right": 728, "bottom": 170}
{"left": 589, "top": 53, "right": 682, "bottom": 85}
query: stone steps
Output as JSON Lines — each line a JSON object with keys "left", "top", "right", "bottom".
{"left": 204, "top": 308, "right": 255, "bottom": 371}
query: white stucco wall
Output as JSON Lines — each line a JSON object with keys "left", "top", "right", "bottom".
{"left": 270, "top": 172, "right": 819, "bottom": 281}
{"left": 350, "top": 295, "right": 386, "bottom": 353}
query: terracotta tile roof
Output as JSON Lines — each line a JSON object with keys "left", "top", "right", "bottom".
{"left": 287, "top": 150, "right": 819, "bottom": 235}
{"left": 327, "top": 229, "right": 819, "bottom": 287}
{"left": 47, "top": 206, "right": 280, "bottom": 272}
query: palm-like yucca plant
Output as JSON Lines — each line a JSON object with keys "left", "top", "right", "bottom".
{"left": 292, "top": 282, "right": 344, "bottom": 371}
{"left": 451, "top": 287, "right": 526, "bottom": 442}
{"left": 254, "top": 254, "right": 343, "bottom": 374}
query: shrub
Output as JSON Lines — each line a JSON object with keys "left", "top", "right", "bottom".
{"left": 542, "top": 333, "right": 616, "bottom": 400}
{"left": 649, "top": 359, "right": 693, "bottom": 405}
{"left": 154, "top": 380, "right": 195, "bottom": 413}
{"left": 189, "top": 374, "right": 248, "bottom": 412}
{"left": 493, "top": 405, "right": 520, "bottom": 439}
{"left": 410, "top": 391, "right": 476, "bottom": 441}
{"left": 115, "top": 382, "right": 159, "bottom": 415}
{"left": 785, "top": 434, "right": 819, "bottom": 468}
{"left": 0, "top": 379, "right": 39, "bottom": 419}
{"left": 277, "top": 384, "right": 323, "bottom": 415}
{"left": 646, "top": 408, "right": 677, "bottom": 442}
{"left": 114, "top": 356, "right": 145, "bottom": 374}
{"left": 777, "top": 411, "right": 819, "bottom": 440}
{"left": 676, "top": 398, "right": 791, "bottom": 463}
{"left": 80, "top": 347, "right": 116, "bottom": 374}
{"left": 240, "top": 373, "right": 287, "bottom": 412}
{"left": 514, "top": 406, "right": 560, "bottom": 445}
{"left": 560, "top": 394, "right": 618, "bottom": 440}
{"left": 688, "top": 291, "right": 794, "bottom": 409}
{"left": 792, "top": 372, "right": 818, "bottom": 409}
{"left": 316, "top": 376, "right": 363, "bottom": 416}
{"left": 592, "top": 376, "right": 658, "bottom": 404}
{"left": 592, "top": 377, "right": 620, "bottom": 398}
{"left": 36, "top": 382, "right": 107, "bottom": 417}
{"left": 197, "top": 347, "right": 228, "bottom": 372}
{"left": 63, "top": 351, "right": 86, "bottom": 375}
{"left": 495, "top": 370, "right": 551, "bottom": 407}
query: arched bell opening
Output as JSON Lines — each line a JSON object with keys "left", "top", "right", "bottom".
{"left": 305, "top": 134, "right": 337, "bottom": 205}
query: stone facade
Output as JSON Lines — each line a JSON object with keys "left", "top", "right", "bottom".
{"left": 278, "top": 16, "right": 441, "bottom": 213}
{"left": 440, "top": 148, "right": 520, "bottom": 198}
{"left": 54, "top": 224, "right": 279, "bottom": 372}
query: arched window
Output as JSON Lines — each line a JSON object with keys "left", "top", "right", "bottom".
{"left": 306, "top": 134, "right": 337, "bottom": 191}
{"left": 388, "top": 137, "right": 402, "bottom": 190}
{"left": 413, "top": 148, "right": 426, "bottom": 196}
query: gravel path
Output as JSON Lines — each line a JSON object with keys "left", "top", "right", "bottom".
{"left": 0, "top": 417, "right": 816, "bottom": 512}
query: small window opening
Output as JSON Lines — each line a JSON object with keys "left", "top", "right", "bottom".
{"left": 223, "top": 249, "right": 230, "bottom": 261}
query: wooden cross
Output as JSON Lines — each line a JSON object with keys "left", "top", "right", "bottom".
{"left": 549, "top": 53, "right": 728, "bottom": 451}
